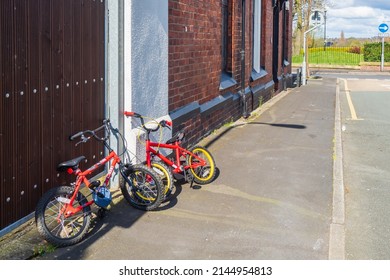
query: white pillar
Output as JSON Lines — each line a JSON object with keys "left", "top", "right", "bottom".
{"left": 124, "top": 1, "right": 170, "bottom": 163}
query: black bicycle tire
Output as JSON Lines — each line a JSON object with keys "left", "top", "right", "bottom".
{"left": 151, "top": 161, "right": 174, "bottom": 200}
{"left": 120, "top": 164, "right": 164, "bottom": 211}
{"left": 35, "top": 186, "right": 91, "bottom": 247}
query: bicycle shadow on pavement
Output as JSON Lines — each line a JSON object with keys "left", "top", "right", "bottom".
{"left": 157, "top": 166, "right": 220, "bottom": 210}
{"left": 36, "top": 190, "right": 155, "bottom": 260}
{"left": 37, "top": 177, "right": 209, "bottom": 259}
{"left": 155, "top": 180, "right": 183, "bottom": 210}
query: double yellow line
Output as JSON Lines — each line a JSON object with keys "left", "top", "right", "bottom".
{"left": 341, "top": 78, "right": 363, "bottom": 121}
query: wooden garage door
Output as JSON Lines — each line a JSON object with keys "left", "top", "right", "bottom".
{"left": 0, "top": 0, "right": 105, "bottom": 230}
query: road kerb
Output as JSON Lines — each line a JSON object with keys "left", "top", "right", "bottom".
{"left": 329, "top": 78, "right": 346, "bottom": 260}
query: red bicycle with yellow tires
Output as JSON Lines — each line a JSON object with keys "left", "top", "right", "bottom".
{"left": 124, "top": 111, "right": 217, "bottom": 198}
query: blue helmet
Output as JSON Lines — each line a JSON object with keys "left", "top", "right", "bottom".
{"left": 93, "top": 186, "right": 112, "bottom": 208}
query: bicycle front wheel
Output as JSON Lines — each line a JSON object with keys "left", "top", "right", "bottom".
{"left": 35, "top": 186, "right": 92, "bottom": 247}
{"left": 120, "top": 164, "right": 164, "bottom": 211}
{"left": 186, "top": 146, "right": 216, "bottom": 184}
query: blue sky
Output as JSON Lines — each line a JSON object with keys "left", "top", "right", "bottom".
{"left": 325, "top": 1, "right": 390, "bottom": 38}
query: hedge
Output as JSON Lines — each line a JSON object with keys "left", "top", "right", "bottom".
{"left": 363, "top": 42, "right": 390, "bottom": 62}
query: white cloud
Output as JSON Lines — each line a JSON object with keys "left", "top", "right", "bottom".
{"left": 329, "top": 1, "right": 356, "bottom": 10}
{"left": 330, "top": 7, "right": 377, "bottom": 19}
{"left": 325, "top": 4, "right": 390, "bottom": 38}
{"left": 353, "top": 1, "right": 390, "bottom": 10}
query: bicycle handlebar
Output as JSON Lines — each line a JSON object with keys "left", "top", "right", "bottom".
{"left": 124, "top": 111, "right": 141, "bottom": 118}
{"left": 69, "top": 119, "right": 110, "bottom": 144}
{"left": 69, "top": 131, "right": 84, "bottom": 141}
{"left": 163, "top": 120, "right": 172, "bottom": 127}
{"left": 124, "top": 111, "right": 172, "bottom": 131}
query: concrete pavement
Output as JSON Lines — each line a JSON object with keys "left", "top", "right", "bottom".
{"left": 0, "top": 77, "right": 344, "bottom": 260}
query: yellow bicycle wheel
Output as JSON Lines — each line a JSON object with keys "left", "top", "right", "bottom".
{"left": 186, "top": 146, "right": 216, "bottom": 184}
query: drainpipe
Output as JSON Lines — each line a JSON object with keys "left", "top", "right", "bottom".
{"left": 272, "top": 1, "right": 279, "bottom": 86}
{"left": 240, "top": 0, "right": 250, "bottom": 118}
{"left": 281, "top": 0, "right": 287, "bottom": 90}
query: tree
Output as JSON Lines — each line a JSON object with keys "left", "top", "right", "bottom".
{"left": 292, "top": 0, "right": 333, "bottom": 77}
{"left": 339, "top": 30, "right": 346, "bottom": 46}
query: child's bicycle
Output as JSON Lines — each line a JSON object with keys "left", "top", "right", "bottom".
{"left": 35, "top": 119, "right": 164, "bottom": 247}
{"left": 124, "top": 111, "right": 216, "bottom": 197}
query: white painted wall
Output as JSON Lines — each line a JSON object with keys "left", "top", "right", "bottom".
{"left": 124, "top": 0, "right": 170, "bottom": 163}
{"left": 107, "top": 0, "right": 170, "bottom": 179}
{"left": 106, "top": 0, "right": 123, "bottom": 187}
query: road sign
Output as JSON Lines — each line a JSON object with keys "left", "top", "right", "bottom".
{"left": 379, "top": 23, "right": 389, "bottom": 33}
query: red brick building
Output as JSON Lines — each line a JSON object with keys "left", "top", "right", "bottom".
{"left": 168, "top": 0, "right": 293, "bottom": 144}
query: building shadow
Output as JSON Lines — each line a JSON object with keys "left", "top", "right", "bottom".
{"left": 204, "top": 121, "right": 306, "bottom": 149}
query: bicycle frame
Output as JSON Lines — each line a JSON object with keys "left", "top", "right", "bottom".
{"left": 61, "top": 150, "right": 120, "bottom": 218}
{"left": 123, "top": 111, "right": 209, "bottom": 178}
{"left": 145, "top": 139, "right": 207, "bottom": 175}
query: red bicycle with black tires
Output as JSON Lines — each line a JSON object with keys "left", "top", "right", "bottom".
{"left": 34, "top": 119, "right": 164, "bottom": 247}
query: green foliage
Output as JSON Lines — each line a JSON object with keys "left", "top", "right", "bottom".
{"left": 363, "top": 42, "right": 390, "bottom": 62}
{"left": 292, "top": 47, "right": 363, "bottom": 65}
{"left": 33, "top": 243, "right": 56, "bottom": 257}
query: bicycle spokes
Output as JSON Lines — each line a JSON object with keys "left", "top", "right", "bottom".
{"left": 131, "top": 171, "right": 159, "bottom": 201}
{"left": 35, "top": 186, "right": 92, "bottom": 247}
{"left": 42, "top": 190, "right": 90, "bottom": 241}
{"left": 120, "top": 164, "right": 164, "bottom": 211}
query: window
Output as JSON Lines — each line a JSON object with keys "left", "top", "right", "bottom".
{"left": 251, "top": 0, "right": 267, "bottom": 81}
{"left": 220, "top": 0, "right": 236, "bottom": 90}
{"left": 253, "top": 0, "right": 261, "bottom": 73}
{"left": 282, "top": 0, "right": 290, "bottom": 67}
{"left": 221, "top": 0, "right": 230, "bottom": 73}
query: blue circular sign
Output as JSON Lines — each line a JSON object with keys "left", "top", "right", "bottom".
{"left": 379, "top": 23, "right": 389, "bottom": 33}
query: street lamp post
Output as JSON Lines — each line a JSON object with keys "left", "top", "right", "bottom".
{"left": 302, "top": 22, "right": 324, "bottom": 85}
{"left": 323, "top": 10, "right": 327, "bottom": 51}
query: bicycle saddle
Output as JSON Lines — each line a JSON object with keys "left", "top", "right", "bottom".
{"left": 166, "top": 130, "right": 185, "bottom": 144}
{"left": 57, "top": 156, "right": 86, "bottom": 172}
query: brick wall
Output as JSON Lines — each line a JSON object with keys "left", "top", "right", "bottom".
{"left": 168, "top": 1, "right": 222, "bottom": 111}
{"left": 168, "top": 0, "right": 293, "bottom": 146}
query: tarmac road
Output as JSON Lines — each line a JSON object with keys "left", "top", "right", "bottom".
{"left": 339, "top": 77, "right": 390, "bottom": 259}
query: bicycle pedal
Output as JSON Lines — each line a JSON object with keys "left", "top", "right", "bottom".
{"left": 173, "top": 172, "right": 185, "bottom": 181}
{"left": 97, "top": 208, "right": 107, "bottom": 219}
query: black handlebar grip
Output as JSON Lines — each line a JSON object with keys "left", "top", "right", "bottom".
{"left": 69, "top": 131, "right": 83, "bottom": 141}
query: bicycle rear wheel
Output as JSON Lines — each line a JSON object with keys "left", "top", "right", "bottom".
{"left": 35, "top": 186, "right": 91, "bottom": 247}
{"left": 186, "top": 146, "right": 216, "bottom": 184}
{"left": 120, "top": 164, "right": 164, "bottom": 211}
{"left": 151, "top": 161, "right": 174, "bottom": 199}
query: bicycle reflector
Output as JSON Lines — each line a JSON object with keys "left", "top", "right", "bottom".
{"left": 93, "top": 186, "right": 112, "bottom": 208}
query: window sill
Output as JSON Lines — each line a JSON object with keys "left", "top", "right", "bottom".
{"left": 250, "top": 68, "right": 268, "bottom": 82}
{"left": 219, "top": 72, "right": 237, "bottom": 90}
